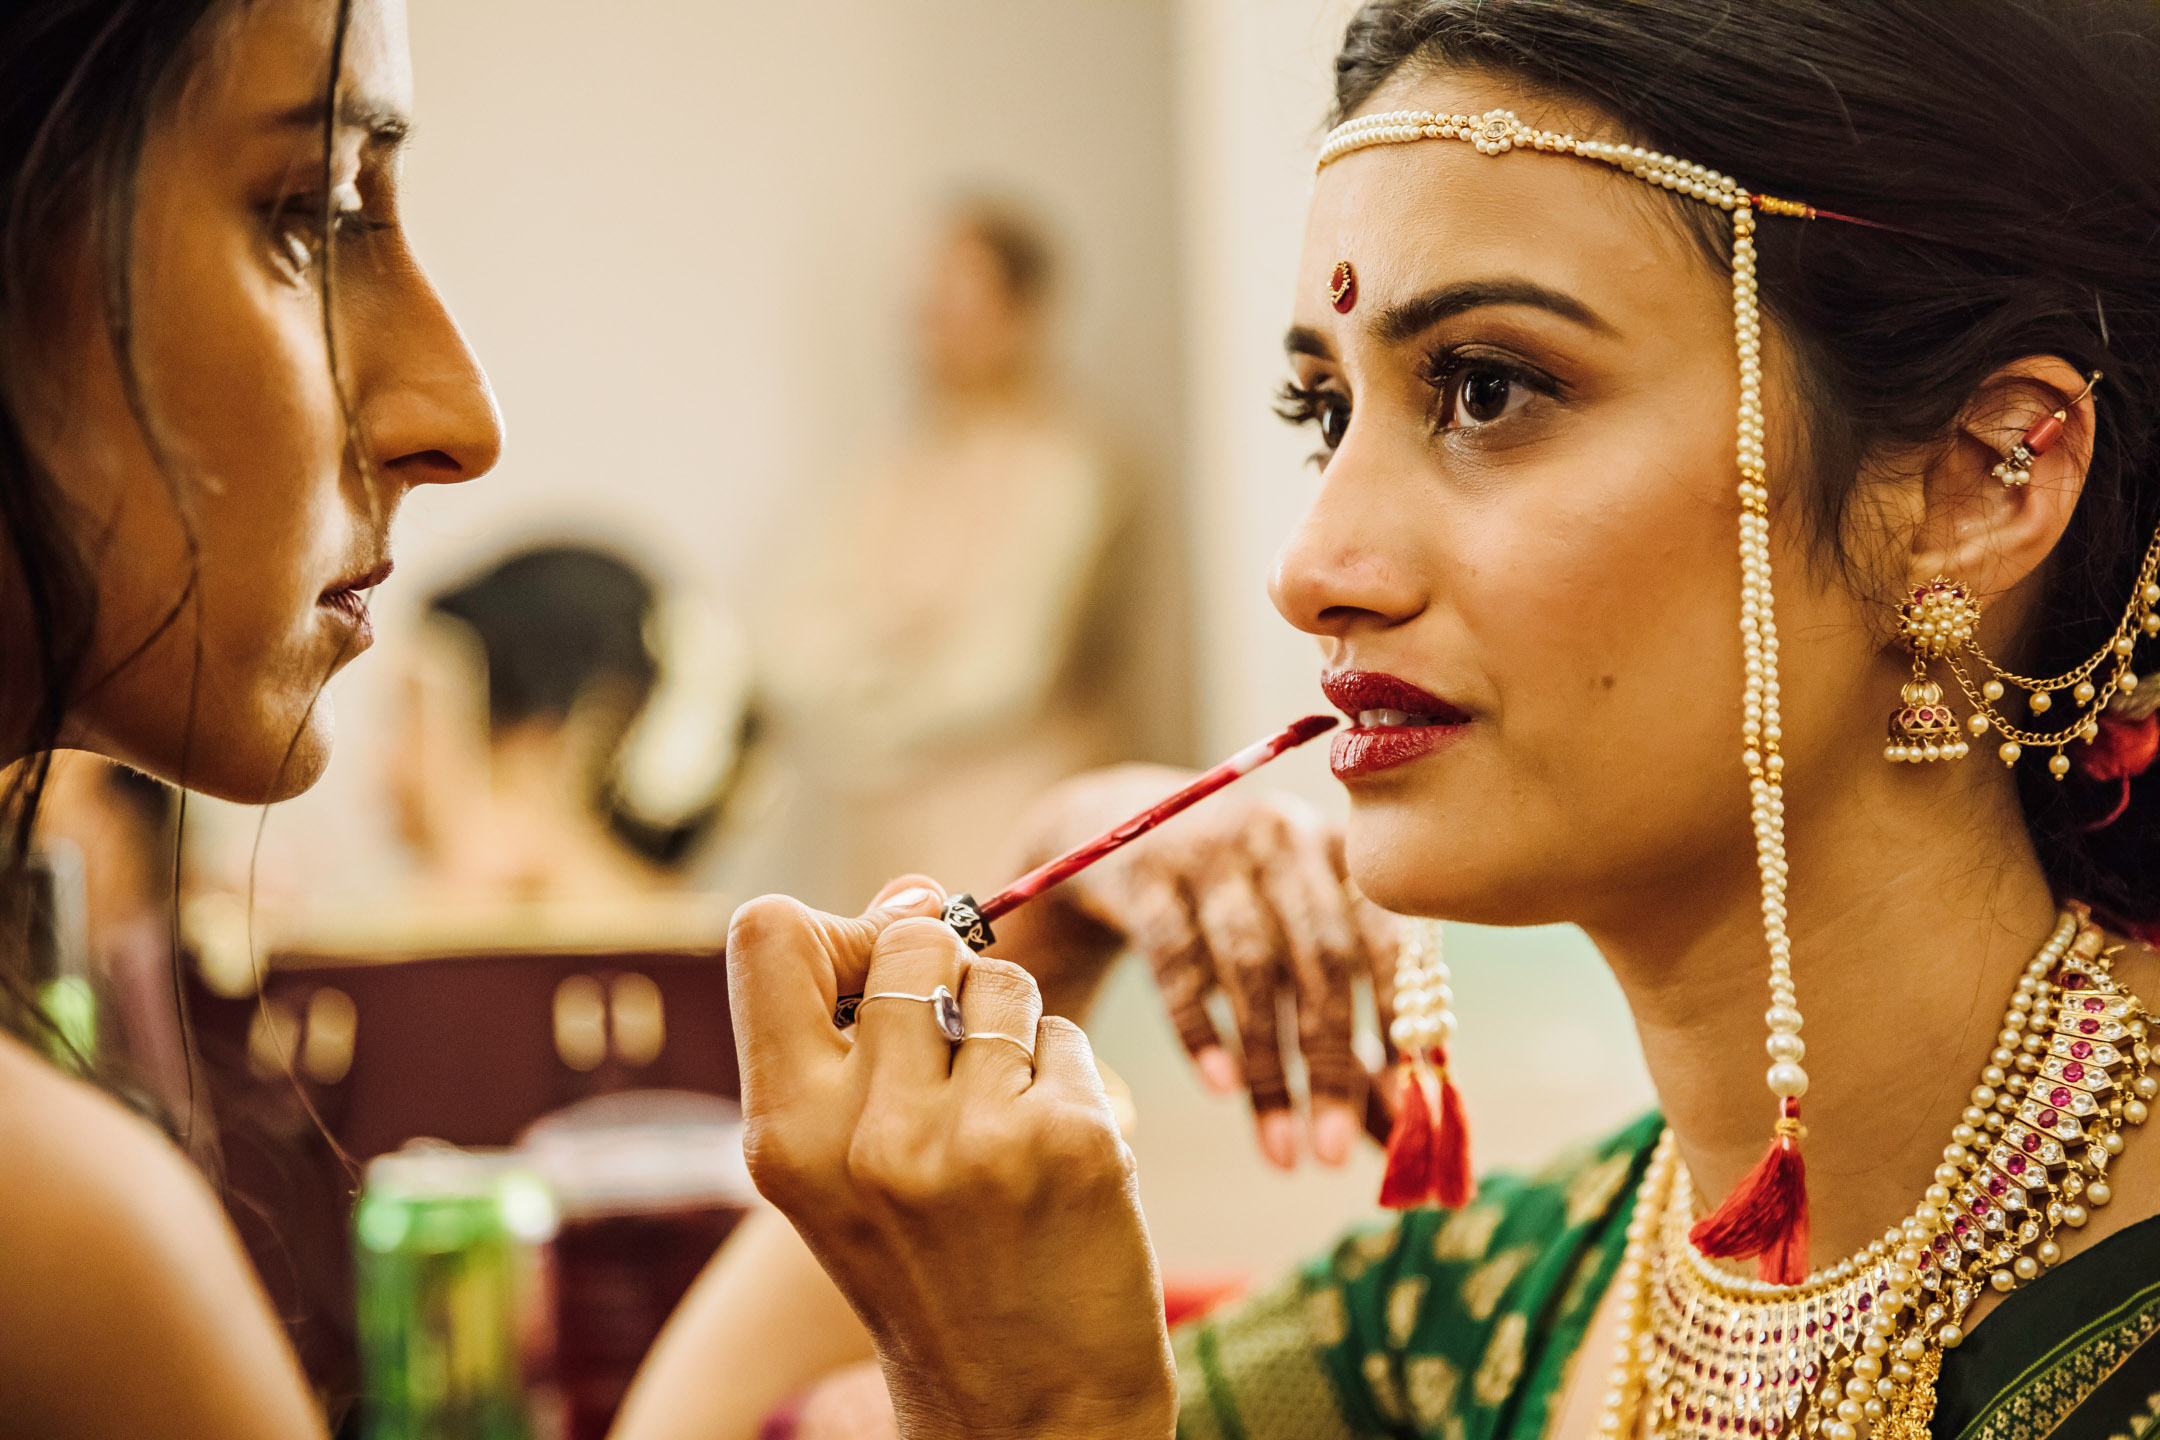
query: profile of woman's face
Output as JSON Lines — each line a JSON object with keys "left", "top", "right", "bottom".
{"left": 1271, "top": 73, "right": 1897, "bottom": 931}
{"left": 14, "top": 0, "right": 501, "bottom": 804}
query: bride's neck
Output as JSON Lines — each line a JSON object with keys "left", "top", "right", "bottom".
{"left": 1584, "top": 756, "right": 2058, "bottom": 1269}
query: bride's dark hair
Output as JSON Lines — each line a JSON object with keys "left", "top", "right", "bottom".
{"left": 0, "top": 0, "right": 350, "bottom": 1042}
{"left": 1335, "top": 0, "right": 2160, "bottom": 930}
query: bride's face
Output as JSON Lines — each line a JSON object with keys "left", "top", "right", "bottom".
{"left": 15, "top": 0, "right": 500, "bottom": 803}
{"left": 1271, "top": 74, "right": 1889, "bottom": 928}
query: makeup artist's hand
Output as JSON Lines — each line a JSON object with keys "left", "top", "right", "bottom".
{"left": 994, "top": 764, "right": 1400, "bottom": 1170}
{"left": 728, "top": 879, "right": 1175, "bottom": 1440}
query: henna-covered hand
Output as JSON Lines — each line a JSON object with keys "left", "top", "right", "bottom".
{"left": 993, "top": 765, "right": 1400, "bottom": 1169}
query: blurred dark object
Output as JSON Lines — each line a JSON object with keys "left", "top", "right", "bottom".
{"left": 185, "top": 901, "right": 737, "bottom": 1425}
{"left": 524, "top": 1091, "right": 757, "bottom": 1440}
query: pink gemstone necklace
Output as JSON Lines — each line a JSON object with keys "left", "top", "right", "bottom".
{"left": 1594, "top": 906, "right": 2156, "bottom": 1440}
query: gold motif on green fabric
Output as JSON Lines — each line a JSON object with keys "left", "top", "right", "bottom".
{"left": 1388, "top": 1275, "right": 1431, "bottom": 1348}
{"left": 1435, "top": 1204, "right": 1506, "bottom": 1262}
{"left": 1339, "top": 1221, "right": 1403, "bottom": 1282}
{"left": 1556, "top": 1239, "right": 1609, "bottom": 1323}
{"left": 1464, "top": 1245, "right": 1536, "bottom": 1323}
{"left": 1564, "top": 1152, "right": 1634, "bottom": 1227}
{"left": 1365, "top": 1351, "right": 1408, "bottom": 1423}
{"left": 1406, "top": 1354, "right": 1463, "bottom": 1429}
{"left": 1306, "top": 1284, "right": 1349, "bottom": 1348}
{"left": 1182, "top": 1276, "right": 1359, "bottom": 1440}
{"left": 1473, "top": 1310, "right": 1528, "bottom": 1406}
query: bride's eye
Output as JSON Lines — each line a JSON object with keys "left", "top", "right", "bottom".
{"left": 1275, "top": 380, "right": 1352, "bottom": 456}
{"left": 1430, "top": 352, "right": 1552, "bottom": 432}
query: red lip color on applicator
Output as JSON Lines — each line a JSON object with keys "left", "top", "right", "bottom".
{"left": 830, "top": 713, "right": 1338, "bottom": 1027}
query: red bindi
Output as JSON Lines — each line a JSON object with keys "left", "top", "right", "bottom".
{"left": 1330, "top": 260, "right": 1357, "bottom": 313}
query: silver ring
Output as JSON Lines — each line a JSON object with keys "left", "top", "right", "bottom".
{"left": 963, "top": 1030, "right": 1036, "bottom": 1062}
{"left": 858, "top": 984, "right": 965, "bottom": 1044}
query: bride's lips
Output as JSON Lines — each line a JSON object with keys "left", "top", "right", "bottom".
{"left": 1321, "top": 670, "right": 1472, "bottom": 780}
{"left": 318, "top": 559, "right": 392, "bottom": 648}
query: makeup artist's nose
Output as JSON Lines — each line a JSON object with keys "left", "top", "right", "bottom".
{"left": 351, "top": 259, "right": 505, "bottom": 490}
{"left": 1269, "top": 453, "right": 1426, "bottom": 641}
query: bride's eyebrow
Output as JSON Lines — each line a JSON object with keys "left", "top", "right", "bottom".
{"left": 1284, "top": 277, "right": 1615, "bottom": 363}
{"left": 1370, "top": 278, "right": 1612, "bottom": 346}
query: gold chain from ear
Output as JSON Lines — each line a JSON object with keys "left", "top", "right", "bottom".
{"left": 1950, "top": 530, "right": 2160, "bottom": 769}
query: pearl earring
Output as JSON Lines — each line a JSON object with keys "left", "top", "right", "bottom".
{"left": 1379, "top": 920, "right": 1474, "bottom": 1210}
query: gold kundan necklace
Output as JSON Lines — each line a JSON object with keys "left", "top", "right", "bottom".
{"left": 1593, "top": 906, "right": 2155, "bottom": 1440}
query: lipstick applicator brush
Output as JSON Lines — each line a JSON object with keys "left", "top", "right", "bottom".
{"left": 830, "top": 713, "right": 1338, "bottom": 1027}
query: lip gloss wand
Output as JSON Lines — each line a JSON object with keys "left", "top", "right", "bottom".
{"left": 830, "top": 713, "right": 1339, "bottom": 1027}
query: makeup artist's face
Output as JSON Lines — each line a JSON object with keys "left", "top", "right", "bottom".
{"left": 1271, "top": 72, "right": 1884, "bottom": 931}
{"left": 13, "top": 0, "right": 500, "bottom": 803}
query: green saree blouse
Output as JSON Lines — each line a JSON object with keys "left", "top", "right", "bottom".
{"left": 1174, "top": 1114, "right": 2160, "bottom": 1440}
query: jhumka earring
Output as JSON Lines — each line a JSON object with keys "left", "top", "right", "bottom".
{"left": 1885, "top": 578, "right": 1983, "bottom": 763}
{"left": 1380, "top": 919, "right": 1473, "bottom": 1210}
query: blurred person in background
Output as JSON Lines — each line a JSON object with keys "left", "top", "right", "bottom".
{"left": 390, "top": 542, "right": 756, "bottom": 907}
{"left": 765, "top": 199, "right": 1139, "bottom": 905}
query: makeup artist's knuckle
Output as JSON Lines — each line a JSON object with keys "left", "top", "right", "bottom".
{"left": 742, "top": 1114, "right": 830, "bottom": 1205}
{"left": 846, "top": 1119, "right": 946, "bottom": 1211}
{"left": 876, "top": 915, "right": 968, "bottom": 968}
{"left": 962, "top": 957, "right": 1039, "bottom": 1011}
{"left": 1031, "top": 1105, "right": 1132, "bottom": 1197}
{"left": 946, "top": 1115, "right": 1040, "bottom": 1204}
{"left": 728, "top": 893, "right": 816, "bottom": 960}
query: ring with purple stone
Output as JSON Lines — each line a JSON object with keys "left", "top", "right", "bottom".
{"left": 857, "top": 984, "right": 966, "bottom": 1045}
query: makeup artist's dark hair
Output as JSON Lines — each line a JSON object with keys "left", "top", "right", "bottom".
{"left": 428, "top": 544, "right": 741, "bottom": 869}
{"left": 0, "top": 0, "right": 350, "bottom": 1042}
{"left": 1334, "top": 0, "right": 2160, "bottom": 929}
{"left": 950, "top": 197, "right": 1057, "bottom": 313}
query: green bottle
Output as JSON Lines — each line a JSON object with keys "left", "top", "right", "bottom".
{"left": 355, "top": 1147, "right": 559, "bottom": 1440}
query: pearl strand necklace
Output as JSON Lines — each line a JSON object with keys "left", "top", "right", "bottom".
{"left": 1594, "top": 908, "right": 2156, "bottom": 1440}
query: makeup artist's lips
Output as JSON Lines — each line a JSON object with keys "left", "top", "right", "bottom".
{"left": 1321, "top": 670, "right": 1472, "bottom": 780}
{"left": 317, "top": 560, "right": 392, "bottom": 649}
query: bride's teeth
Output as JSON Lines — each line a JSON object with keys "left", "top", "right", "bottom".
{"left": 1359, "top": 709, "right": 1412, "bottom": 728}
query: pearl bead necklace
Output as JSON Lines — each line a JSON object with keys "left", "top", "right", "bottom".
{"left": 1593, "top": 908, "right": 2155, "bottom": 1440}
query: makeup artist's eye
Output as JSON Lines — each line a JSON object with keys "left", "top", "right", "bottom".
{"left": 1275, "top": 380, "right": 1351, "bottom": 455}
{"left": 1429, "top": 351, "right": 1554, "bottom": 432}
{"left": 265, "top": 180, "right": 377, "bottom": 279}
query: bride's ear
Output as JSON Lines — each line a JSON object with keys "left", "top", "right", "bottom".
{"left": 1901, "top": 356, "right": 2097, "bottom": 605}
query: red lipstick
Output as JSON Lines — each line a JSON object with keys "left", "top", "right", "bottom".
{"left": 1322, "top": 671, "right": 1471, "bottom": 780}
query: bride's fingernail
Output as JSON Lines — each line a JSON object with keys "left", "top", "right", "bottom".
{"left": 1196, "top": 1047, "right": 1241, "bottom": 1096}
{"left": 1313, "top": 1107, "right": 1355, "bottom": 1166}
{"left": 880, "top": 887, "right": 938, "bottom": 911}
{"left": 1258, "top": 1112, "right": 1296, "bottom": 1170}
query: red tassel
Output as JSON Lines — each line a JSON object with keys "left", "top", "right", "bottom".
{"left": 1378, "top": 1068, "right": 1435, "bottom": 1209}
{"left": 1430, "top": 1058, "right": 1476, "bottom": 1210}
{"left": 1688, "top": 1098, "right": 1810, "bottom": 1285}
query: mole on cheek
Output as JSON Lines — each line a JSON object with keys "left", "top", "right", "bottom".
{"left": 1599, "top": 675, "right": 1617, "bottom": 691}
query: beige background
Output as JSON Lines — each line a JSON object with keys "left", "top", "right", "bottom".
{"left": 188, "top": 0, "right": 1654, "bottom": 1280}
